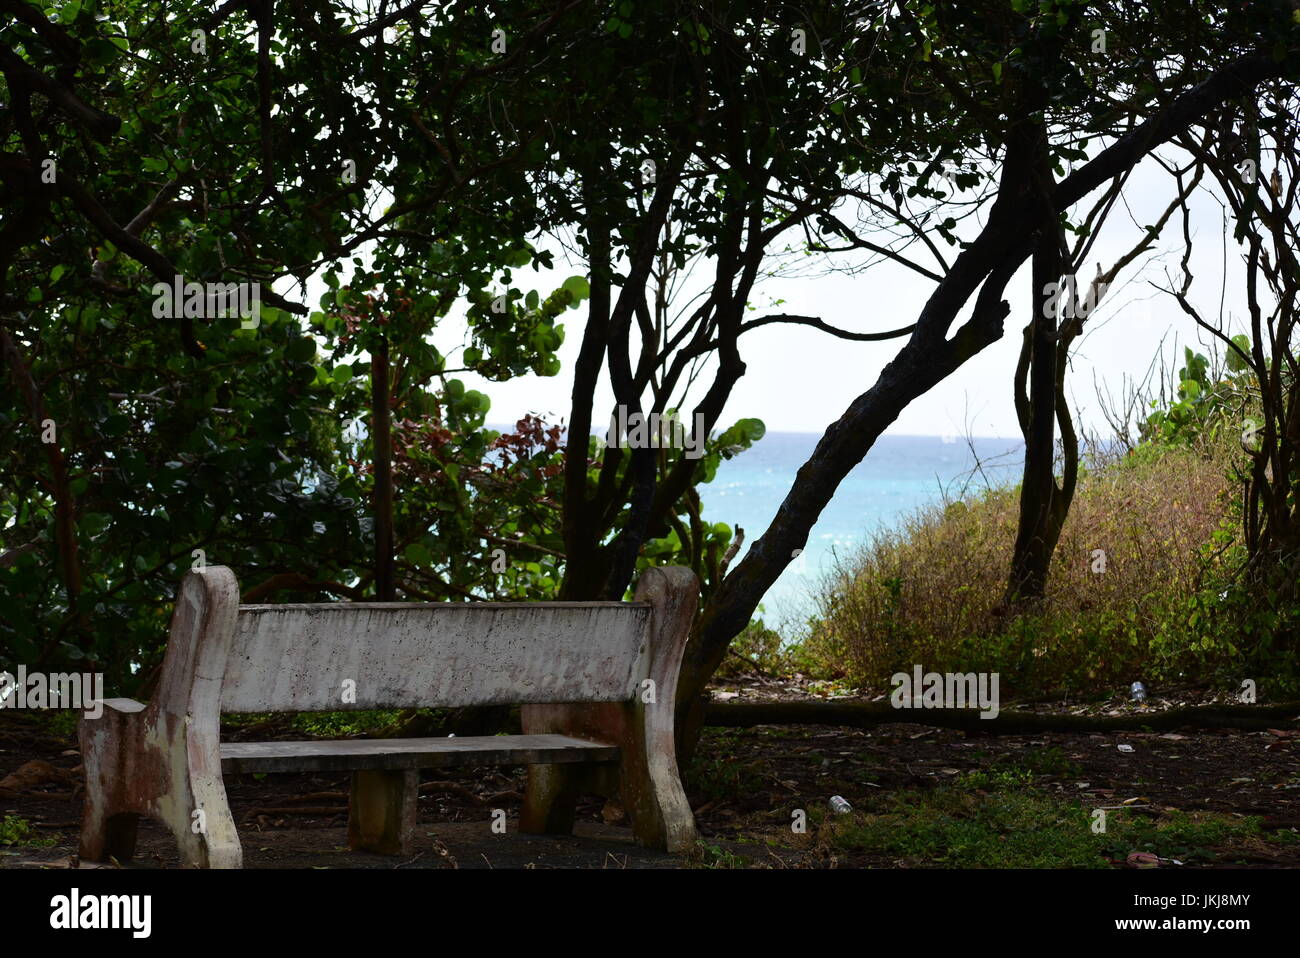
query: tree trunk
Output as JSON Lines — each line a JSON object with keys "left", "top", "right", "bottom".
{"left": 664, "top": 53, "right": 1285, "bottom": 758}
{"left": 1, "top": 321, "right": 85, "bottom": 662}
{"left": 1006, "top": 232, "right": 1070, "bottom": 604}
{"left": 669, "top": 111, "right": 1062, "bottom": 758}
{"left": 705, "top": 699, "right": 1300, "bottom": 734}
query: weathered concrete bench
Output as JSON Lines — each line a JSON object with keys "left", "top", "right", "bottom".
{"left": 79, "top": 565, "right": 699, "bottom": 867}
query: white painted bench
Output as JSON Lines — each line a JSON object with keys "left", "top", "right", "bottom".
{"left": 79, "top": 565, "right": 699, "bottom": 867}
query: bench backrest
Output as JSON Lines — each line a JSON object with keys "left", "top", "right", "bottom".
{"left": 149, "top": 566, "right": 698, "bottom": 720}
{"left": 221, "top": 600, "right": 652, "bottom": 712}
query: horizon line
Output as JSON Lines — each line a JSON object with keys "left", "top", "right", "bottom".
{"left": 484, "top": 421, "right": 1025, "bottom": 442}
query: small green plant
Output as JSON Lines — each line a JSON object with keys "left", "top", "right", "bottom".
{"left": 1142, "top": 344, "right": 1252, "bottom": 447}
{"left": 812, "top": 788, "right": 1272, "bottom": 868}
{"left": 689, "top": 841, "right": 748, "bottom": 869}
{"left": 37, "top": 709, "right": 80, "bottom": 739}
{"left": 1020, "top": 746, "right": 1081, "bottom": 779}
{"left": 956, "top": 765, "right": 1035, "bottom": 791}
{"left": 685, "top": 750, "right": 769, "bottom": 803}
{"left": 953, "top": 747, "right": 1080, "bottom": 793}
{"left": 0, "top": 815, "right": 56, "bottom": 847}
{"left": 290, "top": 709, "right": 408, "bottom": 738}
{"left": 224, "top": 708, "right": 421, "bottom": 738}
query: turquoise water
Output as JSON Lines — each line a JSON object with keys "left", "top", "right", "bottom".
{"left": 698, "top": 433, "right": 1024, "bottom": 620}
{"left": 488, "top": 424, "right": 1023, "bottom": 617}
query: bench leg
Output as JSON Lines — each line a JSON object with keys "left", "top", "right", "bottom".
{"left": 79, "top": 568, "right": 247, "bottom": 868}
{"left": 520, "top": 765, "right": 580, "bottom": 835}
{"left": 623, "top": 567, "right": 699, "bottom": 852}
{"left": 348, "top": 768, "right": 417, "bottom": 855}
{"left": 166, "top": 773, "right": 243, "bottom": 869}
{"left": 521, "top": 703, "right": 696, "bottom": 852}
{"left": 80, "top": 702, "right": 243, "bottom": 868}
{"left": 517, "top": 567, "right": 700, "bottom": 854}
{"left": 80, "top": 801, "right": 139, "bottom": 864}
{"left": 616, "top": 712, "right": 697, "bottom": 853}
{"left": 80, "top": 699, "right": 141, "bottom": 863}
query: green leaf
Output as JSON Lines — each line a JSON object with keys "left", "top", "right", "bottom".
{"left": 286, "top": 336, "right": 317, "bottom": 363}
{"left": 1226, "top": 335, "right": 1251, "bottom": 372}
{"left": 84, "top": 37, "right": 122, "bottom": 66}
{"left": 562, "top": 276, "right": 590, "bottom": 301}
{"left": 737, "top": 418, "right": 766, "bottom": 442}
{"left": 404, "top": 542, "right": 432, "bottom": 566}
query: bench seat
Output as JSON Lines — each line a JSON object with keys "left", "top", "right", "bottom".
{"left": 219, "top": 734, "right": 621, "bottom": 774}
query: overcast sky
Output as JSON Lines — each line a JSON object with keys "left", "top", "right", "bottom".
{"left": 444, "top": 149, "right": 1251, "bottom": 440}
{"left": 293, "top": 143, "right": 1253, "bottom": 442}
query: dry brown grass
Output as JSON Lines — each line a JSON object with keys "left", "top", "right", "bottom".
{"left": 801, "top": 439, "right": 1239, "bottom": 698}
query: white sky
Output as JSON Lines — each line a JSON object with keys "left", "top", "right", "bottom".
{"left": 281, "top": 143, "right": 1256, "bottom": 443}
{"left": 441, "top": 150, "right": 1251, "bottom": 440}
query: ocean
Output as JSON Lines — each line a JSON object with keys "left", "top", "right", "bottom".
{"left": 698, "top": 433, "right": 1025, "bottom": 620}
{"left": 488, "top": 424, "right": 1024, "bottom": 617}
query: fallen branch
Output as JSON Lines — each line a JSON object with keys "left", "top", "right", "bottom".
{"left": 280, "top": 791, "right": 346, "bottom": 803}
{"left": 418, "top": 782, "right": 521, "bottom": 806}
{"left": 242, "top": 806, "right": 343, "bottom": 818}
{"left": 704, "top": 700, "right": 1300, "bottom": 734}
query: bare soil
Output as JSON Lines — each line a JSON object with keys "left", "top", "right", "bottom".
{"left": 3, "top": 682, "right": 1298, "bottom": 869}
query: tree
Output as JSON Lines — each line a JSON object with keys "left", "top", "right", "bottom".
{"left": 1163, "top": 82, "right": 1300, "bottom": 668}
{"left": 1005, "top": 152, "right": 1204, "bottom": 606}
{"left": 0, "top": 0, "right": 589, "bottom": 683}
{"left": 677, "top": 0, "right": 1300, "bottom": 749}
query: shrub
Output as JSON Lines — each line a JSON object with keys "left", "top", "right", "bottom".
{"left": 715, "top": 617, "right": 789, "bottom": 679}
{"left": 799, "top": 438, "right": 1241, "bottom": 698}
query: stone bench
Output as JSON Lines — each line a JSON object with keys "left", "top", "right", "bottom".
{"left": 79, "top": 565, "right": 699, "bottom": 867}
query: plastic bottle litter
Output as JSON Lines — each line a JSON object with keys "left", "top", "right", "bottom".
{"left": 829, "top": 795, "right": 853, "bottom": 815}
{"left": 1130, "top": 681, "right": 1147, "bottom": 703}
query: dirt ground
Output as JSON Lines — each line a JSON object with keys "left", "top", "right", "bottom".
{"left": 3, "top": 681, "right": 1298, "bottom": 869}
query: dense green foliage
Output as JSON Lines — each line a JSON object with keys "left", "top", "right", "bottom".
{"left": 4, "top": 0, "right": 1299, "bottom": 707}
{"left": 0, "top": 0, "right": 766, "bottom": 690}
